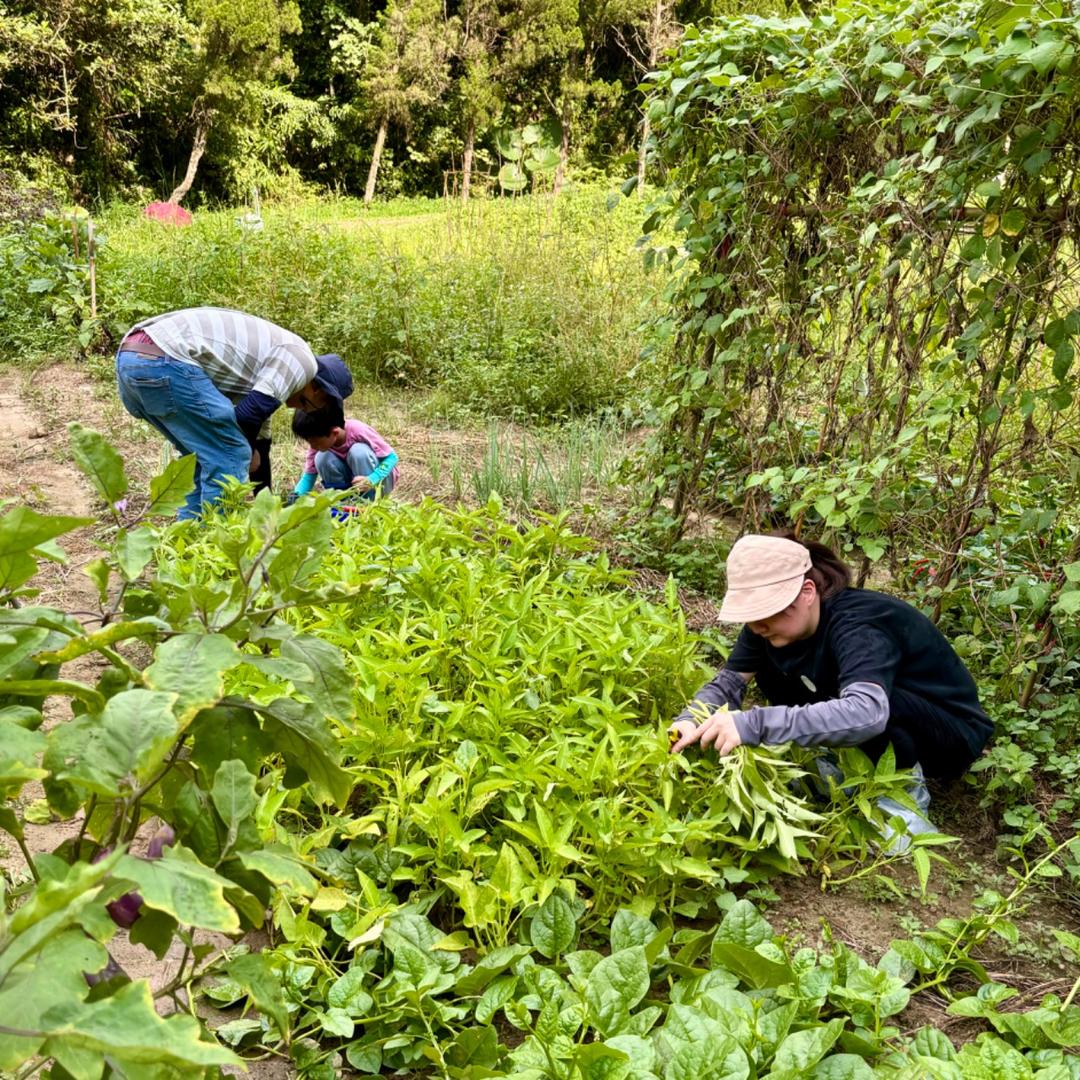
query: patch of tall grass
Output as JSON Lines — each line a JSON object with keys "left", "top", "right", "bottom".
{"left": 83, "top": 187, "right": 663, "bottom": 419}
{"left": 440, "top": 419, "right": 629, "bottom": 515}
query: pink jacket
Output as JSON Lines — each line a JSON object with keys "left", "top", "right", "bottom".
{"left": 303, "top": 420, "right": 400, "bottom": 484}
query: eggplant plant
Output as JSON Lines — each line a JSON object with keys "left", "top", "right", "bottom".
{"left": 0, "top": 426, "right": 359, "bottom": 1076}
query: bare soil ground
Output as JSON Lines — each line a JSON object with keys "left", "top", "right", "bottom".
{"left": 2, "top": 359, "right": 1077, "bottom": 1072}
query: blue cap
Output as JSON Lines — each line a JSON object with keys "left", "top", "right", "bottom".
{"left": 313, "top": 354, "right": 353, "bottom": 405}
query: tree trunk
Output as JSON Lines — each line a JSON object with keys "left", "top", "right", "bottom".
{"left": 168, "top": 120, "right": 208, "bottom": 205}
{"left": 364, "top": 116, "right": 389, "bottom": 207}
{"left": 462, "top": 118, "right": 475, "bottom": 202}
{"left": 637, "top": 112, "right": 651, "bottom": 193}
{"left": 554, "top": 110, "right": 570, "bottom": 195}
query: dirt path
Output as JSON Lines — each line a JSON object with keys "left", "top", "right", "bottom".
{"left": 0, "top": 364, "right": 187, "bottom": 961}
{"left": 0, "top": 365, "right": 103, "bottom": 879}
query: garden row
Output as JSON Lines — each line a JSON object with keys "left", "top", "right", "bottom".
{"left": 1, "top": 429, "right": 1078, "bottom": 1077}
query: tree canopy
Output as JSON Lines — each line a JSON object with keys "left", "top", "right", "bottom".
{"left": 0, "top": 0, "right": 771, "bottom": 203}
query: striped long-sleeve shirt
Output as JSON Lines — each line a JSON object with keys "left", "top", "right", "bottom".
{"left": 131, "top": 308, "right": 317, "bottom": 403}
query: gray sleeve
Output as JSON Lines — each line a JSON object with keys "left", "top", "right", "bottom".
{"left": 732, "top": 681, "right": 889, "bottom": 748}
{"left": 676, "top": 667, "right": 750, "bottom": 724}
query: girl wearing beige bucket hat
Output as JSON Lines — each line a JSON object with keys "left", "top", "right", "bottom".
{"left": 669, "top": 534, "right": 993, "bottom": 794}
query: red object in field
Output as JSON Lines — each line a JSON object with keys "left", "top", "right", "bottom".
{"left": 143, "top": 201, "right": 193, "bottom": 226}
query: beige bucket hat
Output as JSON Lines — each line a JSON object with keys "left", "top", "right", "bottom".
{"left": 719, "top": 535, "right": 812, "bottom": 623}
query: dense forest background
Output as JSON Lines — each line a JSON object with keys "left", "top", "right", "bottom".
{"left": 0, "top": 0, "right": 766, "bottom": 205}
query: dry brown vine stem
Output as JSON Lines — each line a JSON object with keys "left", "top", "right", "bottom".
{"left": 768, "top": 201, "right": 1076, "bottom": 224}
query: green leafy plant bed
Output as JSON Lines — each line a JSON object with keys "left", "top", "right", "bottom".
{"left": 0, "top": 426, "right": 1065, "bottom": 1078}
{"left": 161, "top": 485, "right": 943, "bottom": 909}
{"left": 239, "top": 898, "right": 1080, "bottom": 1078}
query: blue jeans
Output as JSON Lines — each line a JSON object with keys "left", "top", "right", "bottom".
{"left": 816, "top": 756, "right": 934, "bottom": 854}
{"left": 315, "top": 443, "right": 394, "bottom": 501}
{"left": 116, "top": 352, "right": 250, "bottom": 520}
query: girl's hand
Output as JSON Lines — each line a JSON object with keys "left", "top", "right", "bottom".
{"left": 670, "top": 708, "right": 743, "bottom": 756}
{"left": 696, "top": 709, "right": 743, "bottom": 756}
{"left": 667, "top": 719, "right": 697, "bottom": 753}
{"left": 249, "top": 449, "right": 261, "bottom": 475}
{"left": 351, "top": 475, "right": 374, "bottom": 491}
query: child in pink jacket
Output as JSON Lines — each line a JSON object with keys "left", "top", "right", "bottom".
{"left": 291, "top": 404, "right": 398, "bottom": 501}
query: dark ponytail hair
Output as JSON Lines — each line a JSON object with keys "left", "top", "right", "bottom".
{"left": 776, "top": 532, "right": 851, "bottom": 598}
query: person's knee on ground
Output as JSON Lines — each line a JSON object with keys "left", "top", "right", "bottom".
{"left": 350, "top": 442, "right": 397, "bottom": 498}
{"left": 877, "top": 763, "right": 935, "bottom": 854}
{"left": 345, "top": 442, "right": 378, "bottom": 476}
{"left": 344, "top": 442, "right": 384, "bottom": 500}
{"left": 315, "top": 449, "right": 352, "bottom": 490}
{"left": 812, "top": 748, "right": 935, "bottom": 854}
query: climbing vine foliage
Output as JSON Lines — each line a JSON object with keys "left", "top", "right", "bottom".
{"left": 642, "top": 0, "right": 1080, "bottom": 629}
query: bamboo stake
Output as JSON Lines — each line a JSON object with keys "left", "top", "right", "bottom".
{"left": 88, "top": 218, "right": 97, "bottom": 318}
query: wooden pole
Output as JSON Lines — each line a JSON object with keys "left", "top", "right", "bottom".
{"left": 88, "top": 218, "right": 97, "bottom": 318}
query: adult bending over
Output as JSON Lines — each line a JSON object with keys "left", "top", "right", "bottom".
{"left": 116, "top": 307, "right": 353, "bottom": 519}
{"left": 671, "top": 534, "right": 993, "bottom": 824}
